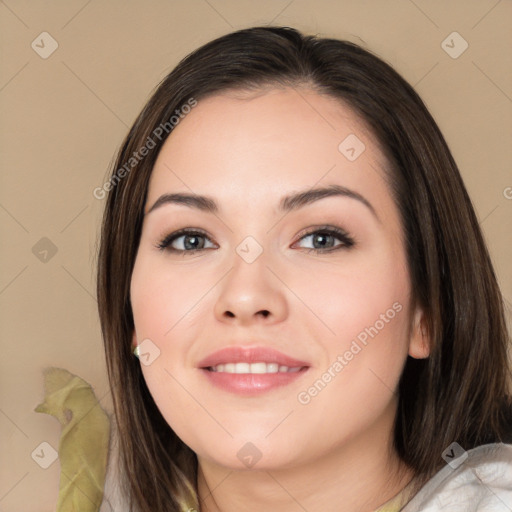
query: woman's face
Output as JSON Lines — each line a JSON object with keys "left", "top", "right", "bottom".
{"left": 130, "top": 87, "right": 427, "bottom": 471}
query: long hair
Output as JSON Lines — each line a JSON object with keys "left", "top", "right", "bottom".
{"left": 96, "top": 26, "right": 512, "bottom": 511}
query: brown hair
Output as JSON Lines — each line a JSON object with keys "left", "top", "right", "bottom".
{"left": 96, "top": 26, "right": 512, "bottom": 511}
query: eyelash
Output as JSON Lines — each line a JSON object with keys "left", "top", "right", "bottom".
{"left": 155, "top": 225, "right": 355, "bottom": 255}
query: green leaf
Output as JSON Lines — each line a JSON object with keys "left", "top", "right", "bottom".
{"left": 35, "top": 367, "right": 111, "bottom": 512}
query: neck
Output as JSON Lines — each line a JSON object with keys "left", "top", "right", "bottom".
{"left": 196, "top": 403, "right": 414, "bottom": 512}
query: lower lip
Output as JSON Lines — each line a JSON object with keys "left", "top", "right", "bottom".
{"left": 200, "top": 368, "right": 309, "bottom": 395}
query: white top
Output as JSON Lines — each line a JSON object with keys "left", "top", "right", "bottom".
{"left": 402, "top": 443, "right": 512, "bottom": 511}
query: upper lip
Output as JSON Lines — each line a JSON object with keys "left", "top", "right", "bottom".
{"left": 197, "top": 346, "right": 310, "bottom": 369}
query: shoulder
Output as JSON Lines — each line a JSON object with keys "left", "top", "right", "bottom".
{"left": 403, "top": 443, "right": 512, "bottom": 511}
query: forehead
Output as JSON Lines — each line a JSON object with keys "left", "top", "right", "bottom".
{"left": 146, "top": 87, "right": 392, "bottom": 218}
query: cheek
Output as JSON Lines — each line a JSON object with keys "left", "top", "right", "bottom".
{"left": 130, "top": 256, "right": 205, "bottom": 433}
{"left": 294, "top": 245, "right": 410, "bottom": 347}
{"left": 294, "top": 249, "right": 411, "bottom": 406}
{"left": 130, "top": 255, "right": 202, "bottom": 340}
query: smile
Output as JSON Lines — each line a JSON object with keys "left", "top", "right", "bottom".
{"left": 198, "top": 345, "right": 310, "bottom": 395}
{"left": 208, "top": 362, "right": 305, "bottom": 374}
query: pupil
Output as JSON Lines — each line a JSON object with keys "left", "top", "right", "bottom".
{"left": 315, "top": 233, "right": 330, "bottom": 248}
{"left": 185, "top": 236, "right": 201, "bottom": 250}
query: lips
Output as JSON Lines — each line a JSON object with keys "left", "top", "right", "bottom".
{"left": 197, "top": 345, "right": 310, "bottom": 370}
{"left": 198, "top": 345, "right": 310, "bottom": 395}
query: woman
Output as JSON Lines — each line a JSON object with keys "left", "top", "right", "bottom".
{"left": 97, "top": 26, "right": 512, "bottom": 511}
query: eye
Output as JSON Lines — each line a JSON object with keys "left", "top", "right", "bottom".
{"left": 156, "top": 229, "right": 216, "bottom": 253}
{"left": 293, "top": 226, "right": 355, "bottom": 253}
{"left": 156, "top": 225, "right": 355, "bottom": 255}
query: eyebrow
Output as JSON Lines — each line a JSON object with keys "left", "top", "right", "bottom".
{"left": 146, "top": 184, "right": 378, "bottom": 220}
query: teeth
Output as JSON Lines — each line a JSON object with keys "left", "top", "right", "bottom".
{"left": 210, "top": 362, "right": 302, "bottom": 374}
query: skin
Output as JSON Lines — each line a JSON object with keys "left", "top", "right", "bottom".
{"left": 129, "top": 87, "right": 430, "bottom": 512}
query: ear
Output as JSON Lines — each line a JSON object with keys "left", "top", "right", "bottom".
{"left": 408, "top": 307, "right": 430, "bottom": 359}
{"left": 131, "top": 331, "right": 138, "bottom": 351}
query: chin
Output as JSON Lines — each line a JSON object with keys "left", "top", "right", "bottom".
{"left": 189, "top": 436, "right": 303, "bottom": 471}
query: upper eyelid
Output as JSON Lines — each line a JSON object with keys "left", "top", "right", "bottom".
{"left": 295, "top": 225, "right": 349, "bottom": 237}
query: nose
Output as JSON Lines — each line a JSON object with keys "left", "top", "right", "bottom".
{"left": 213, "top": 251, "right": 288, "bottom": 326}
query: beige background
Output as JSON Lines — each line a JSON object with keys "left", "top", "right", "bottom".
{"left": 1, "top": 1, "right": 511, "bottom": 510}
